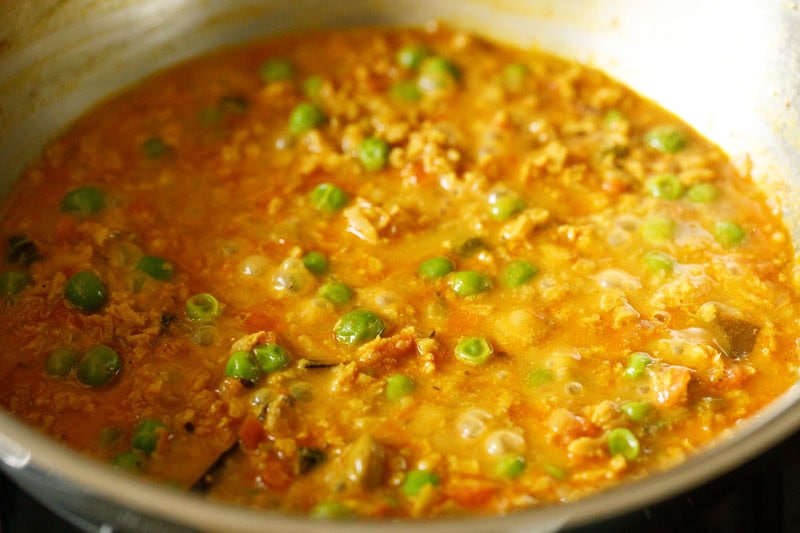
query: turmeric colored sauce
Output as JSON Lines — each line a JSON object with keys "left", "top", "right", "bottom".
{"left": 1, "top": 25, "right": 799, "bottom": 518}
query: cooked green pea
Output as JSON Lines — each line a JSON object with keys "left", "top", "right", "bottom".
{"left": 646, "top": 174, "right": 685, "bottom": 200}
{"left": 65, "top": 271, "right": 107, "bottom": 312}
{"left": 643, "top": 251, "right": 674, "bottom": 273}
{"left": 687, "top": 183, "right": 719, "bottom": 203}
{"left": 502, "top": 63, "right": 529, "bottom": 92}
{"left": 489, "top": 193, "right": 526, "bottom": 220}
{"left": 453, "top": 237, "right": 488, "bottom": 257}
{"left": 396, "top": 45, "right": 430, "bottom": 69}
{"left": 385, "top": 374, "right": 415, "bottom": 401}
{"left": 603, "top": 109, "right": 626, "bottom": 128}
{"left": 641, "top": 215, "right": 676, "bottom": 242}
{"left": 253, "top": 343, "right": 291, "bottom": 373}
{"left": 502, "top": 260, "right": 538, "bottom": 287}
{"left": 527, "top": 368, "right": 554, "bottom": 387}
{"left": 99, "top": 426, "right": 124, "bottom": 449}
{"left": 448, "top": 270, "right": 491, "bottom": 297}
{"left": 358, "top": 137, "right": 390, "bottom": 172}
{"left": 310, "top": 501, "right": 355, "bottom": 520}
{"left": 318, "top": 281, "right": 353, "bottom": 305}
{"left": 77, "top": 345, "right": 121, "bottom": 387}
{"left": 418, "top": 56, "right": 460, "bottom": 93}
{"left": 334, "top": 309, "right": 385, "bottom": 345}
{"left": 621, "top": 401, "right": 652, "bottom": 423}
{"left": 454, "top": 337, "right": 493, "bottom": 365}
{"left": 185, "top": 293, "right": 220, "bottom": 321}
{"left": 389, "top": 81, "right": 423, "bottom": 102}
{"left": 309, "top": 183, "right": 348, "bottom": 213}
{"left": 259, "top": 58, "right": 294, "bottom": 82}
{"left": 112, "top": 450, "right": 146, "bottom": 474}
{"left": 136, "top": 256, "right": 175, "bottom": 281}
{"left": 45, "top": 346, "right": 80, "bottom": 377}
{"left": 544, "top": 464, "right": 567, "bottom": 480}
{"left": 141, "top": 136, "right": 171, "bottom": 160}
{"left": 302, "top": 251, "right": 328, "bottom": 275}
{"left": 132, "top": 419, "right": 167, "bottom": 454}
{"left": 0, "top": 270, "right": 30, "bottom": 299}
{"left": 418, "top": 257, "right": 454, "bottom": 279}
{"left": 644, "top": 125, "right": 688, "bottom": 153}
{"left": 289, "top": 102, "right": 326, "bottom": 134}
{"left": 60, "top": 186, "right": 106, "bottom": 216}
{"left": 290, "top": 381, "right": 313, "bottom": 402}
{"left": 607, "top": 427, "right": 641, "bottom": 460}
{"left": 402, "top": 469, "right": 439, "bottom": 496}
{"left": 495, "top": 454, "right": 526, "bottom": 478}
{"left": 303, "top": 75, "right": 324, "bottom": 98}
{"left": 224, "top": 350, "right": 261, "bottom": 381}
{"left": 714, "top": 221, "right": 746, "bottom": 247}
{"left": 624, "top": 351, "right": 652, "bottom": 378}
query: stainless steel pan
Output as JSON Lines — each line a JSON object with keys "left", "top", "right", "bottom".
{"left": 1, "top": 1, "right": 798, "bottom": 531}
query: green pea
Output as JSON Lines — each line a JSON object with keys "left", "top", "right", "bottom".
{"left": 60, "top": 186, "right": 106, "bottom": 216}
{"left": 77, "top": 345, "right": 121, "bottom": 387}
{"left": 714, "top": 221, "right": 746, "bottom": 247}
{"left": 310, "top": 501, "right": 355, "bottom": 520}
{"left": 303, "top": 75, "right": 324, "bottom": 98}
{"left": 607, "top": 427, "right": 641, "bottom": 460}
{"left": 603, "top": 109, "right": 626, "bottom": 128}
{"left": 641, "top": 215, "right": 676, "bottom": 242}
{"left": 385, "top": 374, "right": 415, "bottom": 401}
{"left": 289, "top": 102, "right": 326, "bottom": 134}
{"left": 448, "top": 270, "right": 491, "bottom": 297}
{"left": 389, "top": 81, "right": 423, "bottom": 102}
{"left": 65, "top": 271, "right": 107, "bottom": 312}
{"left": 453, "top": 237, "right": 488, "bottom": 257}
{"left": 489, "top": 193, "right": 526, "bottom": 221}
{"left": 418, "top": 56, "right": 460, "bottom": 94}
{"left": 502, "top": 63, "right": 529, "bottom": 92}
{"left": 290, "top": 381, "right": 313, "bottom": 402}
{"left": 418, "top": 257, "right": 454, "bottom": 279}
{"left": 646, "top": 174, "right": 685, "bottom": 200}
{"left": 527, "top": 368, "right": 554, "bottom": 387}
{"left": 253, "top": 343, "right": 291, "bottom": 373}
{"left": 402, "top": 469, "right": 440, "bottom": 496}
{"left": 185, "top": 293, "right": 220, "bottom": 321}
{"left": 302, "top": 251, "right": 328, "bottom": 275}
{"left": 0, "top": 270, "right": 31, "bottom": 299}
{"left": 621, "top": 401, "right": 652, "bottom": 423}
{"left": 624, "top": 351, "right": 652, "bottom": 378}
{"left": 112, "top": 450, "right": 146, "bottom": 474}
{"left": 334, "top": 309, "right": 385, "bottom": 345}
{"left": 396, "top": 45, "right": 430, "bottom": 69}
{"left": 502, "top": 260, "right": 538, "bottom": 288}
{"left": 544, "top": 464, "right": 567, "bottom": 480}
{"left": 318, "top": 281, "right": 353, "bottom": 305}
{"left": 687, "top": 183, "right": 719, "bottom": 203}
{"left": 132, "top": 419, "right": 168, "bottom": 454}
{"left": 309, "top": 183, "right": 348, "bottom": 213}
{"left": 259, "top": 58, "right": 294, "bottom": 82}
{"left": 136, "top": 256, "right": 175, "bottom": 281}
{"left": 358, "top": 137, "right": 390, "bottom": 172}
{"left": 99, "top": 426, "right": 124, "bottom": 449}
{"left": 224, "top": 350, "right": 261, "bottom": 381}
{"left": 454, "top": 337, "right": 493, "bottom": 365}
{"left": 495, "top": 454, "right": 526, "bottom": 478}
{"left": 141, "top": 136, "right": 171, "bottom": 160}
{"left": 644, "top": 125, "right": 688, "bottom": 153}
{"left": 643, "top": 251, "right": 674, "bottom": 273}
{"left": 45, "top": 346, "right": 80, "bottom": 377}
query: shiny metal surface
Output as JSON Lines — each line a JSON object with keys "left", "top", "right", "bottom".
{"left": 0, "top": 1, "right": 798, "bottom": 531}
